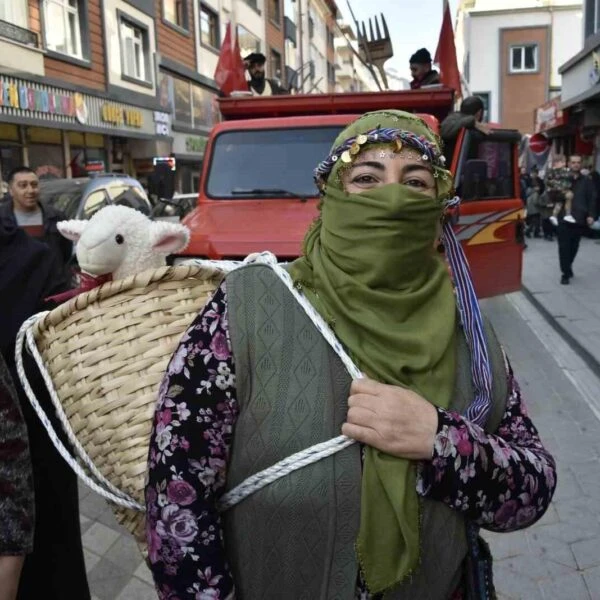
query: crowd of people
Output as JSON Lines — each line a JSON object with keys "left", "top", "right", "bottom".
{"left": 521, "top": 155, "right": 599, "bottom": 284}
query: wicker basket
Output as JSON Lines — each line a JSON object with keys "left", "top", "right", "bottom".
{"left": 29, "top": 264, "right": 225, "bottom": 543}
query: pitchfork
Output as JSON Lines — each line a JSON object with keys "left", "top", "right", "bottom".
{"left": 358, "top": 13, "right": 393, "bottom": 90}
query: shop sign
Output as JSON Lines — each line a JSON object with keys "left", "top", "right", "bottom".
{"left": 185, "top": 136, "right": 207, "bottom": 153}
{"left": 0, "top": 76, "right": 77, "bottom": 118}
{"left": 154, "top": 111, "right": 171, "bottom": 136}
{"left": 534, "top": 97, "right": 565, "bottom": 134}
{"left": 101, "top": 103, "right": 144, "bottom": 128}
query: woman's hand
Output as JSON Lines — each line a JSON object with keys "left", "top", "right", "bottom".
{"left": 341, "top": 378, "right": 439, "bottom": 460}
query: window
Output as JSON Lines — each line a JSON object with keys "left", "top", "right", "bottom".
{"left": 0, "top": 0, "right": 28, "bottom": 28}
{"left": 120, "top": 18, "right": 149, "bottom": 82}
{"left": 269, "top": 0, "right": 281, "bottom": 24}
{"left": 457, "top": 133, "right": 518, "bottom": 201}
{"left": 200, "top": 3, "right": 219, "bottom": 48}
{"left": 327, "top": 61, "right": 336, "bottom": 84}
{"left": 43, "top": 0, "right": 83, "bottom": 58}
{"left": 83, "top": 189, "right": 109, "bottom": 218}
{"left": 164, "top": 0, "right": 187, "bottom": 29}
{"left": 206, "top": 126, "right": 345, "bottom": 199}
{"left": 237, "top": 25, "right": 260, "bottom": 57}
{"left": 270, "top": 48, "right": 282, "bottom": 80}
{"left": 308, "top": 16, "right": 314, "bottom": 39}
{"left": 509, "top": 44, "right": 538, "bottom": 73}
{"left": 473, "top": 92, "right": 490, "bottom": 122}
{"left": 242, "top": 0, "right": 259, "bottom": 11}
{"left": 165, "top": 71, "right": 218, "bottom": 129}
{"left": 326, "top": 27, "right": 335, "bottom": 51}
{"left": 585, "top": 0, "right": 600, "bottom": 37}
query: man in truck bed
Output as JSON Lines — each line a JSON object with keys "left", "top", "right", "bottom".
{"left": 244, "top": 53, "right": 288, "bottom": 96}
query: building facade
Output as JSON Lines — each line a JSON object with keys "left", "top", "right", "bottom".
{"left": 455, "top": 0, "right": 583, "bottom": 133}
{"left": 334, "top": 23, "right": 378, "bottom": 93}
{"left": 0, "top": 0, "right": 355, "bottom": 191}
{"left": 558, "top": 0, "right": 600, "bottom": 166}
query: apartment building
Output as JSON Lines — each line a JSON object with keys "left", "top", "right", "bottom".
{"left": 455, "top": 0, "right": 583, "bottom": 133}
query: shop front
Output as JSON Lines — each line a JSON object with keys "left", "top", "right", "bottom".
{"left": 558, "top": 48, "right": 600, "bottom": 167}
{"left": 171, "top": 132, "right": 207, "bottom": 193}
{"left": 0, "top": 74, "right": 172, "bottom": 185}
{"left": 157, "top": 68, "right": 218, "bottom": 194}
{"left": 534, "top": 97, "right": 573, "bottom": 157}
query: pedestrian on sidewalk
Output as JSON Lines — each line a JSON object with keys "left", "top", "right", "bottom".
{"left": 0, "top": 218, "right": 89, "bottom": 600}
{"left": 0, "top": 353, "right": 33, "bottom": 600}
{"left": 145, "top": 110, "right": 557, "bottom": 600}
{"left": 555, "top": 155, "right": 597, "bottom": 284}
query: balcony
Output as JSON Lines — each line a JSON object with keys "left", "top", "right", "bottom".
{"left": 0, "top": 19, "right": 39, "bottom": 48}
{"left": 0, "top": 19, "right": 44, "bottom": 76}
{"left": 284, "top": 16, "right": 297, "bottom": 46}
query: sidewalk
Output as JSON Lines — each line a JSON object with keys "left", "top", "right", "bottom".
{"left": 522, "top": 235, "right": 600, "bottom": 376}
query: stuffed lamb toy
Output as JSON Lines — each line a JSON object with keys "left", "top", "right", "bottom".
{"left": 55, "top": 205, "right": 189, "bottom": 298}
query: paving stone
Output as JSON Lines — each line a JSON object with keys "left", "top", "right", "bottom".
{"left": 84, "top": 548, "right": 102, "bottom": 574}
{"left": 105, "top": 533, "right": 145, "bottom": 574}
{"left": 491, "top": 562, "right": 544, "bottom": 599}
{"left": 134, "top": 562, "right": 155, "bottom": 587}
{"left": 87, "top": 557, "right": 131, "bottom": 600}
{"left": 582, "top": 566, "right": 600, "bottom": 600}
{"left": 539, "top": 572, "right": 591, "bottom": 600}
{"left": 115, "top": 577, "right": 157, "bottom": 600}
{"left": 82, "top": 522, "right": 122, "bottom": 556}
{"left": 484, "top": 530, "right": 530, "bottom": 561}
{"left": 80, "top": 490, "right": 110, "bottom": 520}
{"left": 571, "top": 538, "right": 600, "bottom": 570}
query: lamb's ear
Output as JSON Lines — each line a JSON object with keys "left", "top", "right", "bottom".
{"left": 150, "top": 221, "right": 190, "bottom": 255}
{"left": 57, "top": 219, "right": 87, "bottom": 242}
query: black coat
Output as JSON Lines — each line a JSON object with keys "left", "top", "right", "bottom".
{"left": 0, "top": 199, "right": 72, "bottom": 267}
{"left": 0, "top": 219, "right": 69, "bottom": 362}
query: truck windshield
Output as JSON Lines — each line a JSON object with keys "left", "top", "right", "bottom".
{"left": 206, "top": 126, "right": 344, "bottom": 199}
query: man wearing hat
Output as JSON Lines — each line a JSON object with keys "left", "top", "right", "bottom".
{"left": 409, "top": 48, "right": 440, "bottom": 89}
{"left": 244, "top": 52, "right": 288, "bottom": 96}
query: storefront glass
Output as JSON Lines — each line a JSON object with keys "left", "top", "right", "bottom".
{"left": 28, "top": 144, "right": 65, "bottom": 180}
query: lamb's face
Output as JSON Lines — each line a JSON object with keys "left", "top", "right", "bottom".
{"left": 57, "top": 205, "right": 190, "bottom": 280}
{"left": 75, "top": 210, "right": 145, "bottom": 275}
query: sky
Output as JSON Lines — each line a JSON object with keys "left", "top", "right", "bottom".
{"left": 337, "top": 0, "right": 460, "bottom": 82}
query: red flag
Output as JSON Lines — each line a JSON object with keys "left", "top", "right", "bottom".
{"left": 214, "top": 23, "right": 248, "bottom": 96}
{"left": 435, "top": 1, "right": 462, "bottom": 98}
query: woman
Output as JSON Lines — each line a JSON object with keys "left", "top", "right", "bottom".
{"left": 146, "top": 111, "right": 556, "bottom": 599}
{"left": 0, "top": 354, "right": 33, "bottom": 600}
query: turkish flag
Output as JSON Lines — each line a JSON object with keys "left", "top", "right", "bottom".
{"left": 214, "top": 23, "right": 249, "bottom": 96}
{"left": 435, "top": 1, "right": 462, "bottom": 98}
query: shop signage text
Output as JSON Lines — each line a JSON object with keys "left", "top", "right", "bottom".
{"left": 153, "top": 111, "right": 171, "bottom": 136}
{"left": 0, "top": 78, "right": 76, "bottom": 117}
{"left": 185, "top": 136, "right": 207, "bottom": 153}
{"left": 534, "top": 97, "right": 565, "bottom": 134}
{"left": 101, "top": 104, "right": 143, "bottom": 128}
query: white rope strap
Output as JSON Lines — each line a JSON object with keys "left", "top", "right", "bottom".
{"left": 15, "top": 252, "right": 361, "bottom": 514}
{"left": 215, "top": 252, "right": 363, "bottom": 512}
{"left": 15, "top": 314, "right": 143, "bottom": 510}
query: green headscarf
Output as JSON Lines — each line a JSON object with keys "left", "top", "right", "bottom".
{"left": 288, "top": 111, "right": 457, "bottom": 594}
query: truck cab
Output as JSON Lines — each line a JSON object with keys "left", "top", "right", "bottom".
{"left": 176, "top": 88, "right": 523, "bottom": 299}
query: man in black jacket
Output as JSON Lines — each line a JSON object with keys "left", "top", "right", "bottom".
{"left": 440, "top": 96, "right": 492, "bottom": 162}
{"left": 409, "top": 48, "right": 440, "bottom": 89}
{"left": 244, "top": 53, "right": 288, "bottom": 96}
{"left": 0, "top": 167, "right": 72, "bottom": 271}
{"left": 557, "top": 155, "right": 597, "bottom": 285}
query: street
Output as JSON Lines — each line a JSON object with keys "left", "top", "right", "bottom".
{"left": 76, "top": 239, "right": 600, "bottom": 600}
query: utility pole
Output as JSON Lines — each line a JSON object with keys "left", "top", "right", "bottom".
{"left": 298, "top": 0, "right": 304, "bottom": 93}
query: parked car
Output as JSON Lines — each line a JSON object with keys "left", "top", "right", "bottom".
{"left": 40, "top": 174, "right": 152, "bottom": 220}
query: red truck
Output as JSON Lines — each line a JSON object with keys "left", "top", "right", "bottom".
{"left": 175, "top": 88, "right": 524, "bottom": 298}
